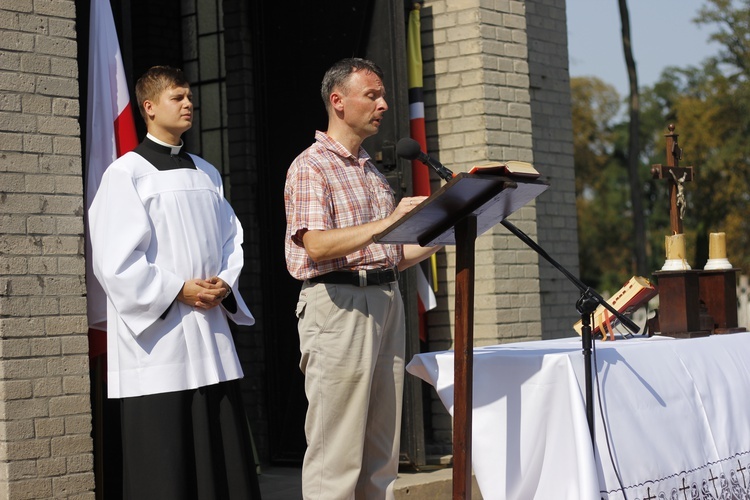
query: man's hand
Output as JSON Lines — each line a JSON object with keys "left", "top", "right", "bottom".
{"left": 177, "top": 277, "right": 230, "bottom": 309}
{"left": 388, "top": 196, "right": 428, "bottom": 224}
{"left": 301, "top": 196, "right": 429, "bottom": 263}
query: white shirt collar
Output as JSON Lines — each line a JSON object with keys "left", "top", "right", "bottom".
{"left": 147, "top": 133, "right": 183, "bottom": 155}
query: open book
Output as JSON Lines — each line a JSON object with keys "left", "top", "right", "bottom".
{"left": 573, "top": 276, "right": 658, "bottom": 340}
{"left": 469, "top": 160, "right": 539, "bottom": 178}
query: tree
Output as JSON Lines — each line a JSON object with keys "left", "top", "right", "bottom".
{"left": 655, "top": 0, "right": 750, "bottom": 272}
{"left": 696, "top": 0, "right": 750, "bottom": 79}
{"left": 572, "top": 0, "right": 750, "bottom": 290}
{"left": 667, "top": 65, "right": 750, "bottom": 271}
{"left": 571, "top": 77, "right": 636, "bottom": 291}
{"left": 617, "top": 0, "right": 648, "bottom": 276}
{"left": 571, "top": 77, "right": 620, "bottom": 188}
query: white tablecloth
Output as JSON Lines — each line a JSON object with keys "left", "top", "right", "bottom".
{"left": 406, "top": 334, "right": 750, "bottom": 500}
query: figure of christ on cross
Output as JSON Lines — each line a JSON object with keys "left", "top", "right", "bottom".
{"left": 650, "top": 124, "right": 694, "bottom": 235}
{"left": 670, "top": 169, "right": 687, "bottom": 221}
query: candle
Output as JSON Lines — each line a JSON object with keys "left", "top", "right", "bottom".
{"left": 709, "top": 232, "right": 726, "bottom": 259}
{"left": 665, "top": 234, "right": 686, "bottom": 260}
{"left": 661, "top": 233, "right": 691, "bottom": 271}
{"left": 705, "top": 231, "right": 733, "bottom": 270}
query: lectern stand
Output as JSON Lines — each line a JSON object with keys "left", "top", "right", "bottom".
{"left": 374, "top": 172, "right": 549, "bottom": 499}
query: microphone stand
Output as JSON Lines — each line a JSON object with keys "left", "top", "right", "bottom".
{"left": 410, "top": 148, "right": 633, "bottom": 444}
{"left": 499, "top": 219, "right": 640, "bottom": 447}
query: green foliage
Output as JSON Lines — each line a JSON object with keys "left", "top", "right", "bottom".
{"left": 573, "top": 0, "right": 750, "bottom": 293}
{"left": 571, "top": 77, "right": 637, "bottom": 292}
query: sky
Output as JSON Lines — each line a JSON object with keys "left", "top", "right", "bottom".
{"left": 566, "top": 0, "right": 722, "bottom": 97}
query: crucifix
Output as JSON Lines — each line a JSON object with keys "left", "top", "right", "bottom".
{"left": 650, "top": 124, "right": 694, "bottom": 235}
{"left": 651, "top": 124, "right": 745, "bottom": 337}
{"left": 651, "top": 124, "right": 709, "bottom": 338}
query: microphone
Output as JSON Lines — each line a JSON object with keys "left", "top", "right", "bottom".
{"left": 396, "top": 138, "right": 454, "bottom": 182}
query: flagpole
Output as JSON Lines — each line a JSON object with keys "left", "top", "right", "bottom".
{"left": 407, "top": 2, "right": 438, "bottom": 344}
{"left": 85, "top": 1, "right": 138, "bottom": 497}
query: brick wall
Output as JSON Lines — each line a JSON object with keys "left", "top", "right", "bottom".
{"left": 0, "top": 1, "right": 95, "bottom": 498}
{"left": 421, "top": 0, "right": 541, "bottom": 354}
{"left": 418, "top": 0, "right": 576, "bottom": 451}
{"left": 419, "top": 0, "right": 542, "bottom": 449}
{"left": 0, "top": 0, "right": 579, "bottom": 479}
{"left": 526, "top": 0, "right": 581, "bottom": 339}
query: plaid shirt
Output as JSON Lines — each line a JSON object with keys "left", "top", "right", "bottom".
{"left": 284, "top": 131, "right": 403, "bottom": 280}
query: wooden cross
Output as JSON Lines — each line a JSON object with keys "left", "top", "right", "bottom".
{"left": 651, "top": 124, "right": 694, "bottom": 235}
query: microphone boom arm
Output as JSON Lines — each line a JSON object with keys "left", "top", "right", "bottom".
{"left": 395, "top": 137, "right": 454, "bottom": 182}
{"left": 417, "top": 155, "right": 453, "bottom": 182}
{"left": 500, "top": 219, "right": 640, "bottom": 334}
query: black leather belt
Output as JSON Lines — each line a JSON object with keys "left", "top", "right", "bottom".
{"left": 309, "top": 268, "right": 399, "bottom": 287}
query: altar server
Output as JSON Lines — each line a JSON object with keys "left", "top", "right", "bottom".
{"left": 89, "top": 65, "right": 261, "bottom": 500}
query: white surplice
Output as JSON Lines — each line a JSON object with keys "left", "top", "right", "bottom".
{"left": 89, "top": 151, "right": 254, "bottom": 398}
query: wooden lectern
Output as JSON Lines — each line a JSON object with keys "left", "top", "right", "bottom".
{"left": 374, "top": 172, "right": 548, "bottom": 499}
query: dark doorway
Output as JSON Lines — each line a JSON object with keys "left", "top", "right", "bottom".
{"left": 78, "top": 0, "right": 421, "bottom": 474}
{"left": 249, "top": 0, "right": 418, "bottom": 464}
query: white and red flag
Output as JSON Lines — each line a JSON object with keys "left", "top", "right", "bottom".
{"left": 407, "top": 4, "right": 438, "bottom": 343}
{"left": 85, "top": 0, "right": 138, "bottom": 355}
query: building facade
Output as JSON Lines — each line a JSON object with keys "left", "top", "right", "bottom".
{"left": 0, "top": 0, "right": 578, "bottom": 496}
{"left": 416, "top": 0, "right": 579, "bottom": 449}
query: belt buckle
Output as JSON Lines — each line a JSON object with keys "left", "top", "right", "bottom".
{"left": 358, "top": 269, "right": 367, "bottom": 287}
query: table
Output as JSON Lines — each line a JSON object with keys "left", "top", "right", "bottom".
{"left": 406, "top": 334, "right": 750, "bottom": 500}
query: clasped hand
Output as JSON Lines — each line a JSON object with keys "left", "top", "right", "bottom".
{"left": 177, "top": 276, "right": 229, "bottom": 309}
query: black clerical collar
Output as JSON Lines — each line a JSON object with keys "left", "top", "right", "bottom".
{"left": 135, "top": 136, "right": 196, "bottom": 171}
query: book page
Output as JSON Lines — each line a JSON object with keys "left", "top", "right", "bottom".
{"left": 469, "top": 161, "right": 539, "bottom": 177}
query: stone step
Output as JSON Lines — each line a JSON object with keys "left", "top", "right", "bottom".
{"left": 258, "top": 465, "right": 483, "bottom": 499}
{"left": 395, "top": 467, "right": 483, "bottom": 499}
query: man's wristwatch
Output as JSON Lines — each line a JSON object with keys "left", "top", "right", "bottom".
{"left": 222, "top": 287, "right": 232, "bottom": 300}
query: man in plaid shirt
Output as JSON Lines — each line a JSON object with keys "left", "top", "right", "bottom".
{"left": 284, "top": 58, "right": 440, "bottom": 499}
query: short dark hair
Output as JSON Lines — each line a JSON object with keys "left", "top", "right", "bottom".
{"left": 320, "top": 58, "right": 384, "bottom": 111}
{"left": 134, "top": 66, "right": 190, "bottom": 120}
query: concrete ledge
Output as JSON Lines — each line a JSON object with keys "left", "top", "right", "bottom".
{"left": 258, "top": 465, "right": 483, "bottom": 499}
{"left": 395, "top": 467, "right": 482, "bottom": 499}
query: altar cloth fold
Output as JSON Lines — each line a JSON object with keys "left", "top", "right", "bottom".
{"left": 406, "top": 334, "right": 750, "bottom": 500}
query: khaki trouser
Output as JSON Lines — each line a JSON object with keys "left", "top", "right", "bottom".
{"left": 296, "top": 280, "right": 405, "bottom": 500}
